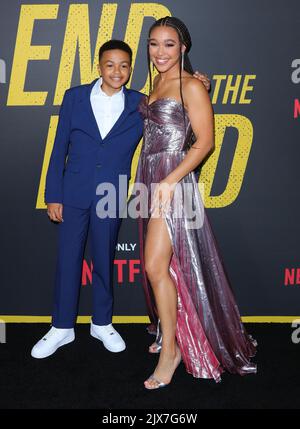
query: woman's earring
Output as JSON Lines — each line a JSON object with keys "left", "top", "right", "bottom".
{"left": 181, "top": 52, "right": 184, "bottom": 70}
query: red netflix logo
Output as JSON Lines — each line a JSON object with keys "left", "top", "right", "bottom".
{"left": 284, "top": 268, "right": 300, "bottom": 286}
{"left": 294, "top": 99, "right": 300, "bottom": 119}
{"left": 81, "top": 259, "right": 140, "bottom": 286}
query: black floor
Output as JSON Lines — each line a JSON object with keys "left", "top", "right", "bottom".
{"left": 0, "top": 323, "right": 299, "bottom": 410}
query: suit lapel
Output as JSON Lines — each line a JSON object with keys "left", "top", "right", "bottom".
{"left": 102, "top": 86, "right": 136, "bottom": 141}
{"left": 78, "top": 78, "right": 103, "bottom": 143}
{"left": 78, "top": 81, "right": 136, "bottom": 143}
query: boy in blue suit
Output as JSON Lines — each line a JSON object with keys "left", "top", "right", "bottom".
{"left": 31, "top": 40, "right": 145, "bottom": 358}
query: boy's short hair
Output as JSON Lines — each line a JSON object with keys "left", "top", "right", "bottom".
{"left": 98, "top": 40, "right": 132, "bottom": 65}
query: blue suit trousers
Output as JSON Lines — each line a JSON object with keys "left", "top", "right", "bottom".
{"left": 51, "top": 200, "right": 122, "bottom": 328}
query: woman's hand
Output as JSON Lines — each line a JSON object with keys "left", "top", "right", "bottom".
{"left": 47, "top": 203, "right": 64, "bottom": 222}
{"left": 151, "top": 179, "right": 177, "bottom": 217}
{"left": 193, "top": 71, "right": 211, "bottom": 91}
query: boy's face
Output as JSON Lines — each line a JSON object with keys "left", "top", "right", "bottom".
{"left": 98, "top": 49, "right": 131, "bottom": 94}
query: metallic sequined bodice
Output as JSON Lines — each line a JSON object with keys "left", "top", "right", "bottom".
{"left": 138, "top": 97, "right": 192, "bottom": 155}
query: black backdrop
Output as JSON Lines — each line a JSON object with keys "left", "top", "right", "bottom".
{"left": 0, "top": 0, "right": 299, "bottom": 323}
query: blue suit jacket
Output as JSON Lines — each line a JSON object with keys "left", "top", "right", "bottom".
{"left": 45, "top": 79, "right": 145, "bottom": 209}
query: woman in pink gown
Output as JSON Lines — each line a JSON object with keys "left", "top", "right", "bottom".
{"left": 134, "top": 16, "right": 257, "bottom": 389}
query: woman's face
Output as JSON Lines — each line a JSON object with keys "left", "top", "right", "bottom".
{"left": 148, "top": 25, "right": 185, "bottom": 73}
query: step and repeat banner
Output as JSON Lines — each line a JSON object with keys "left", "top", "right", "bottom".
{"left": 0, "top": 0, "right": 299, "bottom": 322}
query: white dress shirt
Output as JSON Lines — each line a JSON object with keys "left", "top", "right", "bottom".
{"left": 90, "top": 77, "right": 125, "bottom": 139}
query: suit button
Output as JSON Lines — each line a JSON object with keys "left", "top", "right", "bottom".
{"left": 96, "top": 164, "right": 102, "bottom": 168}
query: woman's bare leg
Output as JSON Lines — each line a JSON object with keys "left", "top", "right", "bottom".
{"left": 144, "top": 216, "right": 181, "bottom": 388}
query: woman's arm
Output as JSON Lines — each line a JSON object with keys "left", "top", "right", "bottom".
{"left": 166, "top": 78, "right": 215, "bottom": 185}
{"left": 151, "top": 78, "right": 214, "bottom": 215}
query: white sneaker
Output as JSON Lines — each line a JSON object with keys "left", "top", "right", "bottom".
{"left": 90, "top": 322, "right": 126, "bottom": 353}
{"left": 31, "top": 327, "right": 75, "bottom": 359}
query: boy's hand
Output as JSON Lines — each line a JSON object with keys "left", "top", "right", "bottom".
{"left": 193, "top": 71, "right": 211, "bottom": 91}
{"left": 47, "top": 203, "right": 63, "bottom": 222}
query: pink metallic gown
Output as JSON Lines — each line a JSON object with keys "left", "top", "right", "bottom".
{"left": 135, "top": 96, "right": 257, "bottom": 381}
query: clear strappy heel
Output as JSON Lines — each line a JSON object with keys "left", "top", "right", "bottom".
{"left": 149, "top": 319, "right": 162, "bottom": 353}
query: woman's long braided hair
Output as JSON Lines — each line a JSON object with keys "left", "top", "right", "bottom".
{"left": 147, "top": 16, "right": 196, "bottom": 149}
